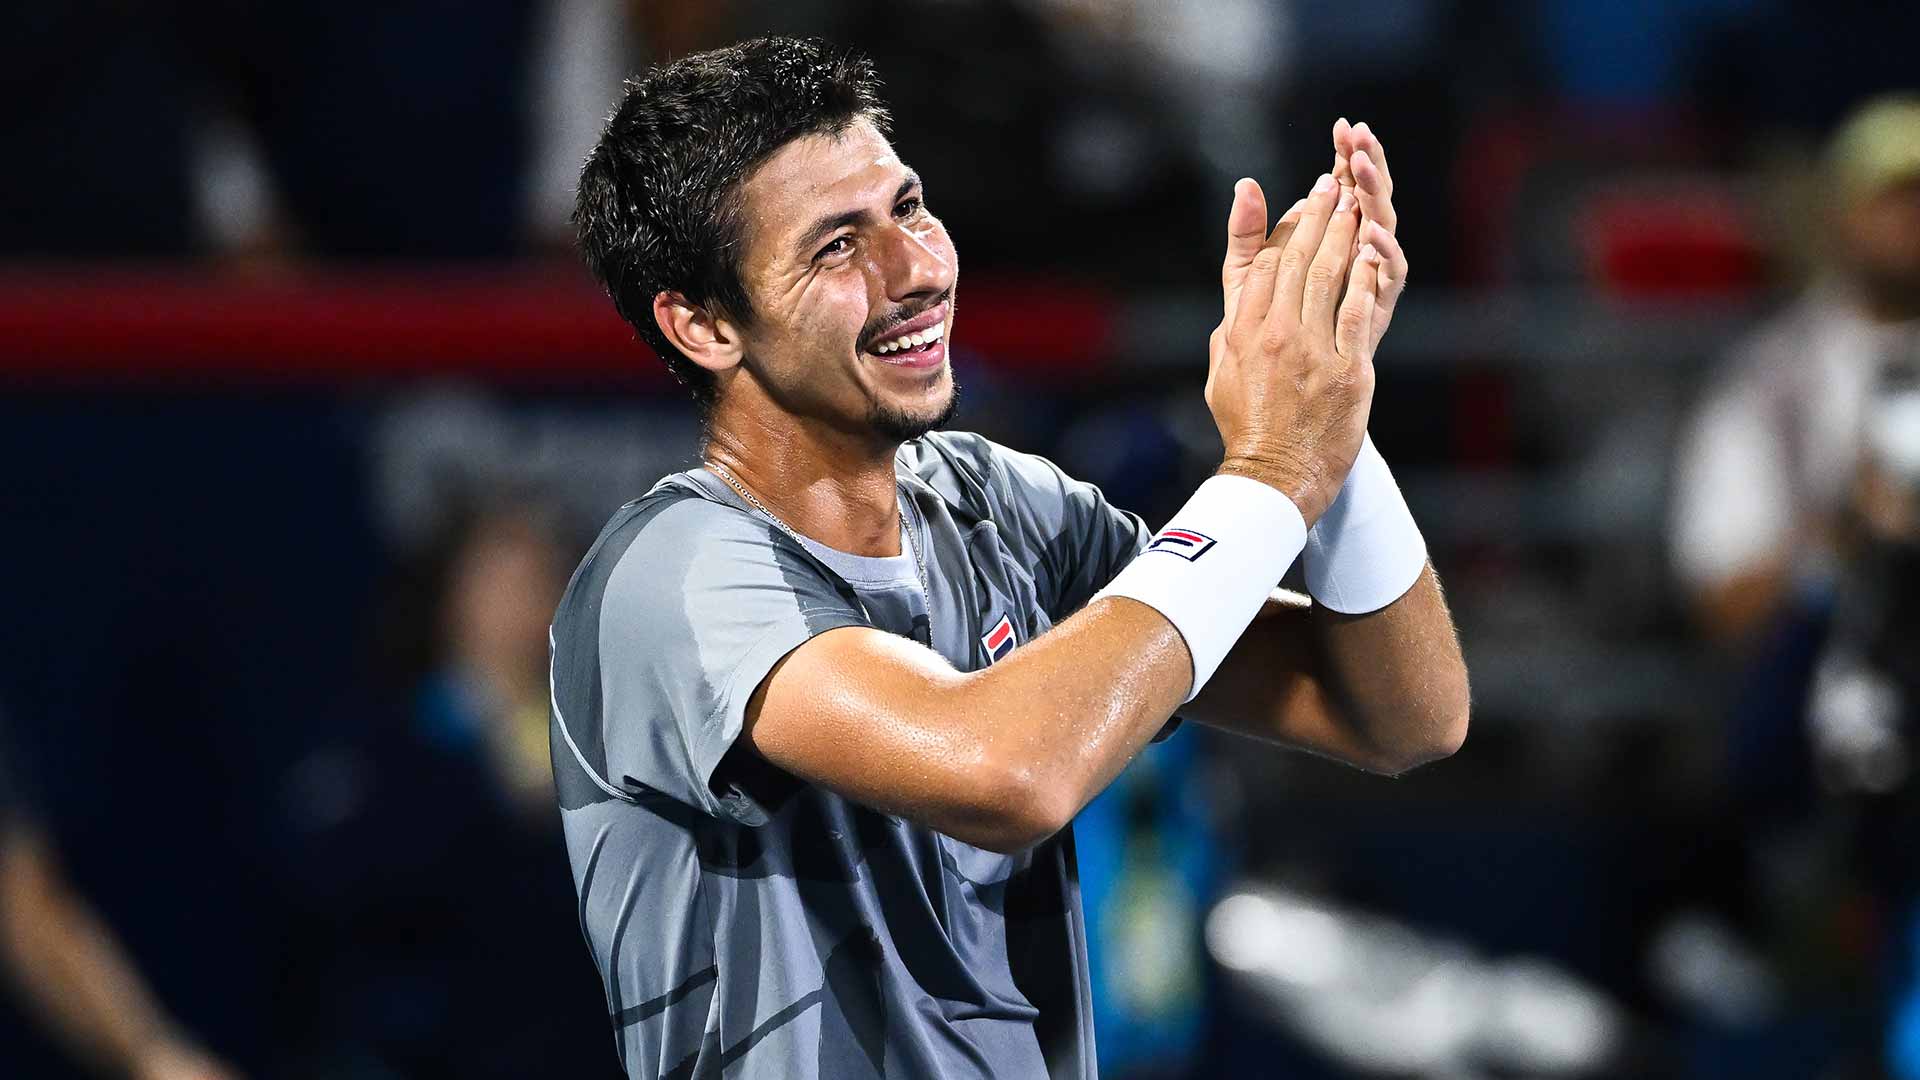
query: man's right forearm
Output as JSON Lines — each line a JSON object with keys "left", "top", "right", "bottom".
{"left": 945, "top": 595, "right": 1193, "bottom": 848}
{"left": 954, "top": 467, "right": 1314, "bottom": 844}
{"left": 747, "top": 595, "right": 1196, "bottom": 854}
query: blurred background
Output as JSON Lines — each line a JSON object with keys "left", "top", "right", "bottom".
{"left": 1, "top": 1, "right": 1917, "bottom": 1077}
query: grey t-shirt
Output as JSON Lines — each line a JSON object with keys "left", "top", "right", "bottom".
{"left": 550, "top": 431, "right": 1149, "bottom": 1079}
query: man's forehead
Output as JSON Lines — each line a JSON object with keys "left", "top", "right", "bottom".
{"left": 741, "top": 122, "right": 904, "bottom": 236}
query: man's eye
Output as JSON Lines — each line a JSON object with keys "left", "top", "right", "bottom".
{"left": 816, "top": 236, "right": 853, "bottom": 260}
{"left": 895, "top": 197, "right": 923, "bottom": 218}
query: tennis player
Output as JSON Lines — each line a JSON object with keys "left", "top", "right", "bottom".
{"left": 553, "top": 36, "right": 1467, "bottom": 1079}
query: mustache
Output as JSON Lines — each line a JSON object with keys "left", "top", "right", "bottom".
{"left": 858, "top": 288, "right": 954, "bottom": 351}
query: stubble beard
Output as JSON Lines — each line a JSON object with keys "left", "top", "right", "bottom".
{"left": 867, "top": 377, "right": 961, "bottom": 443}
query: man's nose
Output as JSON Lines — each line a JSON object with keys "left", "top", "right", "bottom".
{"left": 879, "top": 221, "right": 952, "bottom": 302}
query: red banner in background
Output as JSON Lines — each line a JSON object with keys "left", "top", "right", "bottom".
{"left": 0, "top": 268, "right": 1113, "bottom": 385}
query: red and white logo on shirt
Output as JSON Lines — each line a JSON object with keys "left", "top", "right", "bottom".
{"left": 981, "top": 614, "right": 1016, "bottom": 664}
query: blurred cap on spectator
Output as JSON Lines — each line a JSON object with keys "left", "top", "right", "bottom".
{"left": 1828, "top": 94, "right": 1920, "bottom": 206}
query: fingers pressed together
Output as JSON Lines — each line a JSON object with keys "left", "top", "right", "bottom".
{"left": 1224, "top": 170, "right": 1374, "bottom": 357}
{"left": 1333, "top": 118, "right": 1408, "bottom": 326}
{"left": 1218, "top": 116, "right": 1410, "bottom": 358}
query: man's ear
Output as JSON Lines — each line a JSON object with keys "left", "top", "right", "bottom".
{"left": 653, "top": 291, "right": 745, "bottom": 374}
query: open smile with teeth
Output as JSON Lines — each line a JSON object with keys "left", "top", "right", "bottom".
{"left": 870, "top": 321, "right": 945, "bottom": 355}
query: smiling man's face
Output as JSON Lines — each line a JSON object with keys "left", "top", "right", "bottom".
{"left": 728, "top": 118, "right": 959, "bottom": 444}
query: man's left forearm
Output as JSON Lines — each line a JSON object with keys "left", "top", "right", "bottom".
{"left": 1189, "top": 566, "right": 1469, "bottom": 774}
{"left": 1307, "top": 564, "right": 1469, "bottom": 771}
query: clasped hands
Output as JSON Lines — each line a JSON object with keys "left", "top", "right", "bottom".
{"left": 1206, "top": 119, "right": 1411, "bottom": 525}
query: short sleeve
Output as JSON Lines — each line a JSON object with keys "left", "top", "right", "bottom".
{"left": 923, "top": 433, "right": 1151, "bottom": 620}
{"left": 551, "top": 494, "right": 867, "bottom": 824}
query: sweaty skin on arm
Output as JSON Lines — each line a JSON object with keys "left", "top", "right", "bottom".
{"left": 746, "top": 598, "right": 1191, "bottom": 853}
{"left": 1188, "top": 568, "right": 1468, "bottom": 775}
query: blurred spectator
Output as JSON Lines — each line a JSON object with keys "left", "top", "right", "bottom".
{"left": 1667, "top": 95, "right": 1920, "bottom": 1076}
{"left": 268, "top": 502, "right": 618, "bottom": 1078}
{"left": 1808, "top": 385, "right": 1920, "bottom": 810}
{"left": 0, "top": 711, "right": 241, "bottom": 1080}
{"left": 1671, "top": 95, "right": 1920, "bottom": 648}
{"left": 405, "top": 503, "right": 567, "bottom": 812}
{"left": 1808, "top": 383, "right": 1920, "bottom": 1078}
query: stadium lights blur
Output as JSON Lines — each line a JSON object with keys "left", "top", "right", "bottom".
{"left": 1205, "top": 884, "right": 1624, "bottom": 1074}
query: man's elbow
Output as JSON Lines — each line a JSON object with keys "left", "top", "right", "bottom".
{"left": 1361, "top": 679, "right": 1471, "bottom": 775}
{"left": 1400, "top": 708, "right": 1469, "bottom": 772}
{"left": 946, "top": 758, "right": 1074, "bottom": 855}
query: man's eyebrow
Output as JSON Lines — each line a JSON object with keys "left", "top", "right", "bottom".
{"left": 792, "top": 172, "right": 923, "bottom": 260}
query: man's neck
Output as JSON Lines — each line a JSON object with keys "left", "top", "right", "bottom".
{"left": 703, "top": 407, "right": 905, "bottom": 557}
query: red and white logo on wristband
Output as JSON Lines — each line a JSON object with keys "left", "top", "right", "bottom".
{"left": 1147, "top": 528, "right": 1217, "bottom": 561}
{"left": 1097, "top": 474, "right": 1307, "bottom": 700}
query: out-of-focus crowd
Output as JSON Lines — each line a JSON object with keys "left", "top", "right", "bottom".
{"left": 2, "top": 2, "right": 1919, "bottom": 1078}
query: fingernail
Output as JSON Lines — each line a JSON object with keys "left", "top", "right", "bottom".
{"left": 1314, "top": 173, "right": 1334, "bottom": 195}
{"left": 1355, "top": 121, "right": 1371, "bottom": 138}
{"left": 1336, "top": 186, "right": 1356, "bottom": 212}
{"left": 1360, "top": 243, "right": 1379, "bottom": 263}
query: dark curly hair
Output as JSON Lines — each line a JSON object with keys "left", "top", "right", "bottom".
{"left": 574, "top": 37, "right": 892, "bottom": 415}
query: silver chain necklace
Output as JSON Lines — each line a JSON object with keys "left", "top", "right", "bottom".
{"left": 705, "top": 460, "right": 932, "bottom": 620}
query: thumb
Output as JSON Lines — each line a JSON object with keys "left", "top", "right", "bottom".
{"left": 1221, "top": 178, "right": 1268, "bottom": 315}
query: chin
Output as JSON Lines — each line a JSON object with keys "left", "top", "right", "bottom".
{"left": 868, "top": 377, "right": 961, "bottom": 443}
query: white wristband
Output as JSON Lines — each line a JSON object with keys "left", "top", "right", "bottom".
{"left": 1094, "top": 475, "right": 1307, "bottom": 702}
{"left": 1304, "top": 433, "right": 1427, "bottom": 613}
